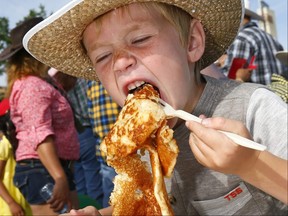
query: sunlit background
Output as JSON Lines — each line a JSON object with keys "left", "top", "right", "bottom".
{"left": 0, "top": 0, "right": 287, "bottom": 87}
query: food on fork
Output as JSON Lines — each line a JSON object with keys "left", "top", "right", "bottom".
{"left": 100, "top": 84, "right": 179, "bottom": 215}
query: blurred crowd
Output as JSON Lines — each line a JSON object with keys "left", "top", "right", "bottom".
{"left": 202, "top": 7, "right": 287, "bottom": 102}
{"left": 0, "top": 4, "right": 287, "bottom": 216}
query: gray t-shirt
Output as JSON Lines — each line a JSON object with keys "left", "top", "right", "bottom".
{"left": 169, "top": 76, "right": 287, "bottom": 215}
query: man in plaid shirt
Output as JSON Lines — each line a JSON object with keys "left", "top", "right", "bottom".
{"left": 222, "top": 9, "right": 286, "bottom": 85}
{"left": 87, "top": 80, "right": 122, "bottom": 208}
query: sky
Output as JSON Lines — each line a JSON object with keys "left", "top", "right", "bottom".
{"left": 0, "top": 0, "right": 287, "bottom": 86}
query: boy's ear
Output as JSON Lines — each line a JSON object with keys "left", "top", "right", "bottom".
{"left": 187, "top": 19, "right": 205, "bottom": 63}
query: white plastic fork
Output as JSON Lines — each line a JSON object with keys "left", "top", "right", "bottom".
{"left": 159, "top": 99, "right": 267, "bottom": 151}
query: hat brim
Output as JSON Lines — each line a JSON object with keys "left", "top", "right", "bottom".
{"left": 23, "top": 0, "right": 244, "bottom": 81}
{"left": 245, "top": 8, "right": 264, "bottom": 21}
{"left": 0, "top": 44, "right": 23, "bottom": 61}
{"left": 276, "top": 51, "right": 288, "bottom": 66}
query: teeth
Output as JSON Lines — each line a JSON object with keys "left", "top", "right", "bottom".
{"left": 128, "top": 81, "right": 145, "bottom": 91}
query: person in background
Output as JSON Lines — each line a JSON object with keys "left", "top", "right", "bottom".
{"left": 222, "top": 8, "right": 286, "bottom": 84}
{"left": 0, "top": 17, "right": 80, "bottom": 215}
{"left": 214, "top": 52, "right": 228, "bottom": 69}
{"left": 23, "top": 0, "right": 287, "bottom": 215}
{"left": 0, "top": 98, "right": 32, "bottom": 216}
{"left": 48, "top": 68, "right": 104, "bottom": 206}
{"left": 86, "top": 80, "right": 121, "bottom": 208}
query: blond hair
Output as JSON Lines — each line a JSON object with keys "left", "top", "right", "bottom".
{"left": 91, "top": 2, "right": 192, "bottom": 47}
{"left": 6, "top": 49, "right": 49, "bottom": 97}
{"left": 145, "top": 2, "right": 192, "bottom": 47}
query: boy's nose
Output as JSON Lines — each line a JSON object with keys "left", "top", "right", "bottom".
{"left": 113, "top": 49, "right": 136, "bottom": 73}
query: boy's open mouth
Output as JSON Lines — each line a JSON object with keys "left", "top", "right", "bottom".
{"left": 128, "top": 82, "right": 160, "bottom": 96}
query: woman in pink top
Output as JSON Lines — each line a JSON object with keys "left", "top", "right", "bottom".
{"left": 0, "top": 17, "right": 80, "bottom": 215}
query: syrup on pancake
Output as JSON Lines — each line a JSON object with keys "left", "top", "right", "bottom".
{"left": 100, "top": 84, "right": 178, "bottom": 216}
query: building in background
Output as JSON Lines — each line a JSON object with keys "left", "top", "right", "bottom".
{"left": 245, "top": 0, "right": 251, "bottom": 9}
{"left": 245, "top": 0, "right": 278, "bottom": 39}
{"left": 258, "top": 1, "right": 278, "bottom": 39}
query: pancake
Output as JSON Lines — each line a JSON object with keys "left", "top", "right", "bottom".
{"left": 100, "top": 84, "right": 178, "bottom": 215}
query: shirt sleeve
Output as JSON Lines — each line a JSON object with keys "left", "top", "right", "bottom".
{"left": 222, "top": 37, "right": 252, "bottom": 75}
{"left": 0, "top": 136, "right": 10, "bottom": 161}
{"left": 246, "top": 88, "right": 287, "bottom": 159}
{"left": 17, "top": 80, "right": 54, "bottom": 150}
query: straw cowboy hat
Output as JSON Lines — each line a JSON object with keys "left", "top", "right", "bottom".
{"left": 23, "top": 0, "right": 244, "bottom": 81}
{"left": 0, "top": 17, "right": 43, "bottom": 61}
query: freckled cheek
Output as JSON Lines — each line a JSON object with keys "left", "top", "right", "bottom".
{"left": 87, "top": 54, "right": 110, "bottom": 78}
{"left": 96, "top": 71, "right": 113, "bottom": 88}
{"left": 150, "top": 55, "right": 182, "bottom": 78}
{"left": 96, "top": 80, "right": 121, "bottom": 105}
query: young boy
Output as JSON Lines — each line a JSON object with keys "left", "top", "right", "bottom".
{"left": 23, "top": 0, "right": 287, "bottom": 215}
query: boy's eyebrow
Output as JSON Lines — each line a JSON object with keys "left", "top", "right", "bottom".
{"left": 88, "top": 41, "right": 107, "bottom": 51}
{"left": 85, "top": 22, "right": 150, "bottom": 52}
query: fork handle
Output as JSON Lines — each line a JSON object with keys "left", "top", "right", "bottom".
{"left": 220, "top": 131, "right": 267, "bottom": 151}
{"left": 176, "top": 110, "right": 202, "bottom": 123}
{"left": 175, "top": 110, "right": 266, "bottom": 151}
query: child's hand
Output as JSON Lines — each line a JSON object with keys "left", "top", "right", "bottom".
{"left": 9, "top": 201, "right": 25, "bottom": 216}
{"left": 185, "top": 117, "right": 261, "bottom": 176}
{"left": 60, "top": 206, "right": 101, "bottom": 216}
{"left": 48, "top": 178, "right": 72, "bottom": 213}
{"left": 236, "top": 68, "right": 252, "bottom": 82}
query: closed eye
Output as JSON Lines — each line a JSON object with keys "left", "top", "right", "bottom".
{"left": 96, "top": 52, "right": 111, "bottom": 63}
{"left": 132, "top": 35, "right": 152, "bottom": 45}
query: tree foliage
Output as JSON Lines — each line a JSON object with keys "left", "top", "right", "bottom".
{"left": 0, "top": 17, "right": 10, "bottom": 52}
{"left": 0, "top": 4, "right": 48, "bottom": 75}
